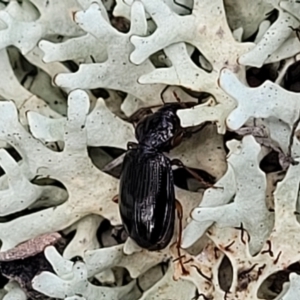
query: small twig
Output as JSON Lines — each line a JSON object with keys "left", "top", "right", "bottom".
{"left": 174, "top": 0, "right": 192, "bottom": 13}
{"left": 191, "top": 265, "right": 212, "bottom": 281}
{"left": 234, "top": 223, "right": 246, "bottom": 244}
{"left": 261, "top": 240, "right": 274, "bottom": 257}
{"left": 224, "top": 240, "right": 235, "bottom": 251}
{"left": 257, "top": 264, "right": 266, "bottom": 276}
{"left": 238, "top": 264, "right": 258, "bottom": 279}
{"left": 273, "top": 251, "right": 282, "bottom": 264}
{"left": 289, "top": 26, "right": 300, "bottom": 41}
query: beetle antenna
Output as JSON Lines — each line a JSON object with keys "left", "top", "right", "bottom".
{"left": 173, "top": 91, "right": 182, "bottom": 102}
{"left": 160, "top": 85, "right": 170, "bottom": 104}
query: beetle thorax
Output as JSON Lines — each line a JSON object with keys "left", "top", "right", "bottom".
{"left": 135, "top": 108, "right": 180, "bottom": 151}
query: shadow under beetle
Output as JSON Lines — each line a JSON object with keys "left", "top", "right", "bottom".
{"left": 116, "top": 100, "right": 215, "bottom": 272}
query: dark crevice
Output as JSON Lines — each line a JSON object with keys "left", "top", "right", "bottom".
{"left": 173, "top": 167, "right": 215, "bottom": 191}
{"left": 218, "top": 255, "right": 233, "bottom": 292}
{"left": 284, "top": 61, "right": 300, "bottom": 92}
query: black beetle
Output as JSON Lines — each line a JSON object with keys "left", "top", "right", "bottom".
{"left": 117, "top": 102, "right": 214, "bottom": 256}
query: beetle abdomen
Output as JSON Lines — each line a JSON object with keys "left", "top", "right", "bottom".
{"left": 119, "top": 148, "right": 175, "bottom": 250}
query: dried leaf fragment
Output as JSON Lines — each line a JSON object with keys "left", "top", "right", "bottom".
{"left": 0, "top": 232, "right": 62, "bottom": 262}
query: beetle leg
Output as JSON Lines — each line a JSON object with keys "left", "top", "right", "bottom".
{"left": 127, "top": 141, "right": 138, "bottom": 150}
{"left": 171, "top": 121, "right": 208, "bottom": 149}
{"left": 112, "top": 195, "right": 119, "bottom": 203}
{"left": 170, "top": 125, "right": 202, "bottom": 148}
{"left": 188, "top": 122, "right": 209, "bottom": 135}
{"left": 102, "top": 152, "right": 126, "bottom": 172}
{"left": 128, "top": 107, "right": 153, "bottom": 124}
{"left": 171, "top": 158, "right": 220, "bottom": 189}
{"left": 174, "top": 199, "right": 189, "bottom": 275}
{"left": 171, "top": 130, "right": 185, "bottom": 148}
{"left": 102, "top": 142, "right": 139, "bottom": 173}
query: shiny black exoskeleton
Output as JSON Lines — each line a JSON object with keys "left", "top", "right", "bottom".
{"left": 119, "top": 103, "right": 195, "bottom": 251}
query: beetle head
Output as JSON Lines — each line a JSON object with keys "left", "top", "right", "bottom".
{"left": 135, "top": 102, "right": 196, "bottom": 151}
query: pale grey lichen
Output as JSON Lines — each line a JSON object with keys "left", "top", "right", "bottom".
{"left": 0, "top": 0, "right": 300, "bottom": 299}
{"left": 2, "top": 282, "right": 27, "bottom": 300}
{"left": 183, "top": 135, "right": 274, "bottom": 255}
